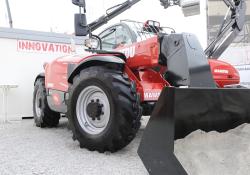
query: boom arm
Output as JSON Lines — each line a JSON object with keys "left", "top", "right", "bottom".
{"left": 88, "top": 0, "right": 141, "bottom": 32}
{"left": 205, "top": 0, "right": 246, "bottom": 59}
{"left": 72, "top": 0, "right": 182, "bottom": 36}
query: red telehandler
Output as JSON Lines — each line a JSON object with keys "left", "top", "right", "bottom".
{"left": 33, "top": 0, "right": 250, "bottom": 174}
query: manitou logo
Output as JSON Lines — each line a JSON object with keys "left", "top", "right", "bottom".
{"left": 118, "top": 46, "right": 135, "bottom": 59}
{"left": 144, "top": 92, "right": 161, "bottom": 100}
{"left": 214, "top": 69, "right": 229, "bottom": 74}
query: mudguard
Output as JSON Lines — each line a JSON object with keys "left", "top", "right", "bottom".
{"left": 34, "top": 73, "right": 45, "bottom": 85}
{"left": 138, "top": 87, "right": 250, "bottom": 175}
{"left": 68, "top": 55, "right": 125, "bottom": 83}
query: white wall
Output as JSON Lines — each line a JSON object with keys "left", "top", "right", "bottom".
{"left": 221, "top": 44, "right": 250, "bottom": 88}
{"left": 0, "top": 37, "right": 85, "bottom": 121}
{"left": 220, "top": 45, "right": 250, "bottom": 65}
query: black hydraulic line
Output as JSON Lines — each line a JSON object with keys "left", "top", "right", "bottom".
{"left": 5, "top": 0, "right": 13, "bottom": 28}
{"left": 91, "top": 34, "right": 102, "bottom": 50}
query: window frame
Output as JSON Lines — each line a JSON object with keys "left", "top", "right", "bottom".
{"left": 98, "top": 23, "right": 137, "bottom": 50}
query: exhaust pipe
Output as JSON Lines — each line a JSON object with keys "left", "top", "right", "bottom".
{"left": 138, "top": 87, "right": 250, "bottom": 175}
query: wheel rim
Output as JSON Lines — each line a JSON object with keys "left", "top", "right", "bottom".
{"left": 35, "top": 90, "right": 42, "bottom": 118}
{"left": 76, "top": 85, "right": 111, "bottom": 135}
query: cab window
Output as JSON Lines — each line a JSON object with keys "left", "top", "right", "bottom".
{"left": 99, "top": 25, "right": 133, "bottom": 50}
{"left": 99, "top": 28, "right": 116, "bottom": 50}
{"left": 115, "top": 25, "right": 132, "bottom": 48}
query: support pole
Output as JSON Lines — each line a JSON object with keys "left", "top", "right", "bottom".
{"left": 5, "top": 0, "right": 13, "bottom": 28}
{"left": 3, "top": 87, "right": 8, "bottom": 123}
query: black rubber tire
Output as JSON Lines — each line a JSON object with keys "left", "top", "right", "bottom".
{"left": 33, "top": 78, "right": 60, "bottom": 127}
{"left": 67, "top": 66, "right": 142, "bottom": 153}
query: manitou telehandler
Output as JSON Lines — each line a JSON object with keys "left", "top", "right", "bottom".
{"left": 33, "top": 0, "right": 250, "bottom": 174}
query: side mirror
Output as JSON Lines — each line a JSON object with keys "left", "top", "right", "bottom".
{"left": 180, "top": 0, "right": 200, "bottom": 17}
{"left": 74, "top": 13, "right": 89, "bottom": 36}
{"left": 72, "top": 0, "right": 85, "bottom": 7}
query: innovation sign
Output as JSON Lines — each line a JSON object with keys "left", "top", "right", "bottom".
{"left": 17, "top": 40, "right": 72, "bottom": 54}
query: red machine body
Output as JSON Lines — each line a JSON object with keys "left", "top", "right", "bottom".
{"left": 208, "top": 59, "right": 240, "bottom": 87}
{"left": 45, "top": 34, "right": 240, "bottom": 104}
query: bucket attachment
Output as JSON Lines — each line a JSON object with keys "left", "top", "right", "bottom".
{"left": 138, "top": 87, "right": 250, "bottom": 175}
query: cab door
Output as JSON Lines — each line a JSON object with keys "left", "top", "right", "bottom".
{"left": 99, "top": 24, "right": 159, "bottom": 69}
{"left": 99, "top": 27, "right": 117, "bottom": 50}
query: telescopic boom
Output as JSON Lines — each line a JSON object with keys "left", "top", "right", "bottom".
{"left": 205, "top": 0, "right": 246, "bottom": 58}
{"left": 72, "top": 0, "right": 183, "bottom": 36}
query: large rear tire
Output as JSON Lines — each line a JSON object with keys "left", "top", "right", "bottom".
{"left": 67, "top": 66, "right": 142, "bottom": 152}
{"left": 33, "top": 78, "right": 60, "bottom": 127}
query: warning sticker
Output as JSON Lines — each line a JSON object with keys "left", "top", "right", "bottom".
{"left": 144, "top": 91, "right": 161, "bottom": 101}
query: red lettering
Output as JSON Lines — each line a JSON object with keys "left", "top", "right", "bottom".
{"left": 35, "top": 42, "right": 41, "bottom": 51}
{"left": 48, "top": 44, "right": 54, "bottom": 52}
{"left": 55, "top": 44, "right": 60, "bottom": 52}
{"left": 20, "top": 41, "right": 29, "bottom": 50}
{"left": 18, "top": 41, "right": 21, "bottom": 49}
{"left": 62, "top": 45, "right": 67, "bottom": 53}
{"left": 68, "top": 46, "right": 71, "bottom": 53}
{"left": 42, "top": 43, "right": 48, "bottom": 51}
{"left": 28, "top": 42, "right": 35, "bottom": 50}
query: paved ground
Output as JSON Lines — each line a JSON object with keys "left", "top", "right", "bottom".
{"left": 1, "top": 117, "right": 250, "bottom": 175}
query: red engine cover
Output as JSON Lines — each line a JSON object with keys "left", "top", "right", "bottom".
{"left": 208, "top": 59, "right": 240, "bottom": 87}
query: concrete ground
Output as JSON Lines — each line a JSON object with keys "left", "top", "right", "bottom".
{"left": 0, "top": 117, "right": 250, "bottom": 175}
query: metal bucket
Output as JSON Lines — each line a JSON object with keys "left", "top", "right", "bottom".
{"left": 138, "top": 87, "right": 250, "bottom": 175}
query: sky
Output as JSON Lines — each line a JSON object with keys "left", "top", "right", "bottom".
{"left": 0, "top": 0, "right": 208, "bottom": 47}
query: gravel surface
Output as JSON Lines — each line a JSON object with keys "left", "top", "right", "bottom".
{"left": 0, "top": 118, "right": 147, "bottom": 175}
{"left": 1, "top": 117, "right": 250, "bottom": 175}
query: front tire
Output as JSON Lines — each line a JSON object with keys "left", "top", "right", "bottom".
{"left": 68, "top": 66, "right": 142, "bottom": 152}
{"left": 33, "top": 78, "right": 60, "bottom": 127}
